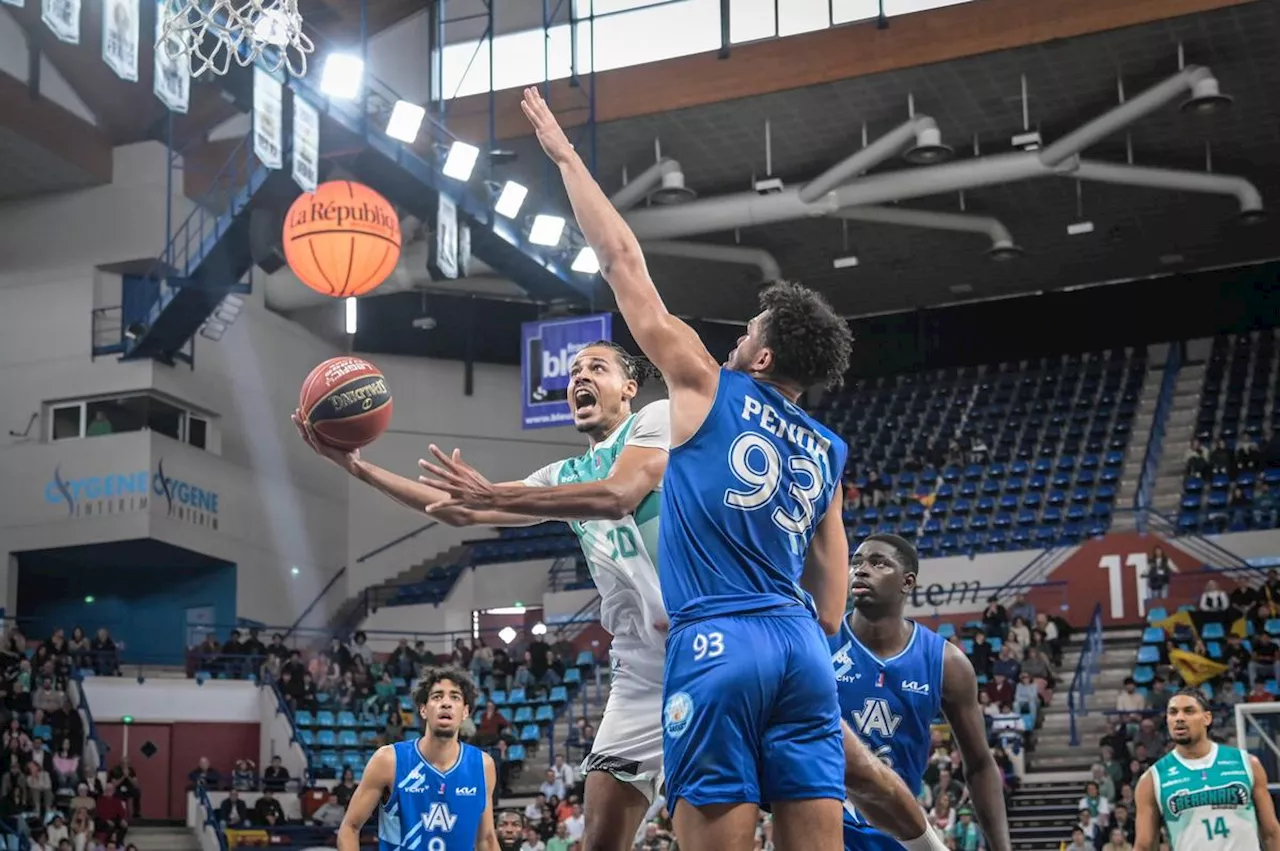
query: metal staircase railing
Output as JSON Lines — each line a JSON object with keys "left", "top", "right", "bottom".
{"left": 1133, "top": 343, "right": 1183, "bottom": 526}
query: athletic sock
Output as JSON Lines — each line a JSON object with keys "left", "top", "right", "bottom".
{"left": 899, "top": 827, "right": 949, "bottom": 851}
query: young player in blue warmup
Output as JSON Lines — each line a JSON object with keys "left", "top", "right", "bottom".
{"left": 523, "top": 87, "right": 945, "bottom": 851}
{"left": 834, "top": 535, "right": 1011, "bottom": 851}
{"left": 339, "top": 668, "right": 499, "bottom": 851}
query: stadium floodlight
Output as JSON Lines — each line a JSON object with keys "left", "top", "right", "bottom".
{"left": 531, "top": 622, "right": 548, "bottom": 636}
{"left": 386, "top": 100, "right": 426, "bottom": 143}
{"left": 571, "top": 247, "right": 600, "bottom": 274}
{"left": 529, "top": 214, "right": 566, "bottom": 247}
{"left": 494, "top": 181, "right": 528, "bottom": 219}
{"left": 320, "top": 53, "right": 364, "bottom": 100}
{"left": 442, "top": 141, "right": 480, "bottom": 182}
{"left": 344, "top": 297, "right": 357, "bottom": 334}
{"left": 498, "top": 626, "right": 517, "bottom": 645}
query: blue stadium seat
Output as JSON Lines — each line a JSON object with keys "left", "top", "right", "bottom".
{"left": 535, "top": 705, "right": 555, "bottom": 723}
{"left": 575, "top": 650, "right": 595, "bottom": 667}
{"left": 508, "top": 688, "right": 527, "bottom": 705}
{"left": 1136, "top": 645, "right": 1160, "bottom": 664}
{"left": 564, "top": 668, "right": 582, "bottom": 685}
{"left": 514, "top": 707, "right": 534, "bottom": 724}
{"left": 316, "top": 711, "right": 336, "bottom": 727}
{"left": 937, "top": 623, "right": 956, "bottom": 639}
{"left": 1147, "top": 607, "right": 1168, "bottom": 623}
{"left": 506, "top": 745, "right": 527, "bottom": 762}
{"left": 297, "top": 729, "right": 316, "bottom": 746}
{"left": 295, "top": 710, "right": 315, "bottom": 727}
{"left": 337, "top": 711, "right": 357, "bottom": 728}
{"left": 520, "top": 724, "right": 540, "bottom": 743}
{"left": 1266, "top": 619, "right": 1280, "bottom": 636}
{"left": 490, "top": 689, "right": 507, "bottom": 704}
{"left": 1133, "top": 665, "right": 1155, "bottom": 684}
{"left": 338, "top": 730, "right": 359, "bottom": 747}
{"left": 1142, "top": 627, "right": 1165, "bottom": 644}
{"left": 1201, "top": 622, "right": 1225, "bottom": 640}
{"left": 317, "top": 730, "right": 337, "bottom": 747}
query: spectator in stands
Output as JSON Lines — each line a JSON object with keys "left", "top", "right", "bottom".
{"left": 983, "top": 672, "right": 1015, "bottom": 709}
{"left": 188, "top": 757, "right": 221, "bottom": 790}
{"left": 387, "top": 639, "right": 419, "bottom": 678}
{"left": 1089, "top": 764, "right": 1115, "bottom": 803}
{"left": 95, "top": 781, "right": 129, "bottom": 843}
{"left": 1147, "top": 676, "right": 1171, "bottom": 715}
{"left": 241, "top": 629, "right": 266, "bottom": 672}
{"left": 1255, "top": 482, "right": 1278, "bottom": 529}
{"left": 349, "top": 632, "right": 373, "bottom": 667}
{"left": 1110, "top": 802, "right": 1135, "bottom": 844}
{"left": 475, "top": 702, "right": 510, "bottom": 748}
{"left": 1132, "top": 718, "right": 1162, "bottom": 757}
{"left": 1145, "top": 549, "right": 1172, "bottom": 599}
{"left": 65, "top": 629, "right": 90, "bottom": 672}
{"left": 105, "top": 759, "right": 139, "bottom": 817}
{"left": 23, "top": 758, "right": 52, "bottom": 818}
{"left": 230, "top": 759, "right": 255, "bottom": 791}
{"left": 1102, "top": 826, "right": 1132, "bottom": 851}
{"left": 1009, "top": 594, "right": 1035, "bottom": 625}
{"left": 927, "top": 792, "right": 956, "bottom": 834}
{"left": 1248, "top": 632, "right": 1279, "bottom": 686}
{"left": 525, "top": 793, "right": 545, "bottom": 829}
{"left": 1115, "top": 678, "right": 1148, "bottom": 718}
{"left": 1014, "top": 672, "right": 1039, "bottom": 724}
{"left": 550, "top": 753, "right": 578, "bottom": 796}
{"left": 1198, "top": 580, "right": 1231, "bottom": 617}
{"left": 1098, "top": 742, "right": 1127, "bottom": 789}
{"left": 1064, "top": 827, "right": 1090, "bottom": 851}
{"left": 981, "top": 598, "right": 1008, "bottom": 640}
{"left": 69, "top": 807, "right": 93, "bottom": 849}
{"left": 216, "top": 789, "right": 249, "bottom": 828}
{"left": 970, "top": 631, "right": 993, "bottom": 678}
{"left": 563, "top": 803, "right": 584, "bottom": 841}
{"left": 252, "top": 789, "right": 284, "bottom": 826}
{"left": 1184, "top": 440, "right": 1209, "bottom": 477}
{"left": 1078, "top": 781, "right": 1111, "bottom": 826}
{"left": 1007, "top": 617, "right": 1031, "bottom": 652}
{"left": 261, "top": 755, "right": 290, "bottom": 792}
{"left": 1236, "top": 434, "right": 1260, "bottom": 472}
{"left": 326, "top": 636, "right": 352, "bottom": 672}
{"left": 1209, "top": 439, "right": 1235, "bottom": 478}
{"left": 950, "top": 806, "right": 982, "bottom": 851}
{"left": 1022, "top": 647, "right": 1055, "bottom": 702}
{"left": 52, "top": 740, "right": 78, "bottom": 790}
{"left": 539, "top": 769, "right": 565, "bottom": 801}
{"left": 521, "top": 826, "right": 546, "bottom": 851}
{"left": 333, "top": 768, "right": 357, "bottom": 808}
{"left": 45, "top": 812, "right": 68, "bottom": 847}
{"left": 1247, "top": 680, "right": 1272, "bottom": 703}
{"left": 89, "top": 630, "right": 118, "bottom": 677}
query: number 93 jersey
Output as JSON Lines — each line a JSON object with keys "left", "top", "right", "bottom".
{"left": 658, "top": 369, "right": 848, "bottom": 628}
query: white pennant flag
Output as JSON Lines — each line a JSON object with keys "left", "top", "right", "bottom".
{"left": 153, "top": 0, "right": 189, "bottom": 113}
{"left": 291, "top": 96, "right": 319, "bottom": 192}
{"left": 102, "top": 0, "right": 139, "bottom": 82}
{"left": 42, "top": 0, "right": 80, "bottom": 43}
{"left": 253, "top": 68, "right": 284, "bottom": 170}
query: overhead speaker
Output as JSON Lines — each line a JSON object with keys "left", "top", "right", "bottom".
{"left": 249, "top": 207, "right": 289, "bottom": 275}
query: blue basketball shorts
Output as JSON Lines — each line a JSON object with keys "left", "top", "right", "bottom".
{"left": 844, "top": 822, "right": 904, "bottom": 851}
{"left": 661, "top": 613, "right": 845, "bottom": 808}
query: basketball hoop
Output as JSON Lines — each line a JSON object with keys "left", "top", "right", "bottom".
{"left": 157, "top": 0, "right": 314, "bottom": 79}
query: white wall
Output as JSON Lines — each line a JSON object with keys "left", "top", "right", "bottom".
{"left": 0, "top": 8, "right": 97, "bottom": 123}
{"left": 83, "top": 678, "right": 259, "bottom": 723}
{"left": 258, "top": 682, "right": 308, "bottom": 781}
{"left": 0, "top": 143, "right": 189, "bottom": 277}
{"left": 348, "top": 356, "right": 582, "bottom": 595}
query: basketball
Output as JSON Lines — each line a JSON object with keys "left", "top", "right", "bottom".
{"left": 283, "top": 180, "right": 402, "bottom": 298}
{"left": 299, "top": 356, "right": 393, "bottom": 450}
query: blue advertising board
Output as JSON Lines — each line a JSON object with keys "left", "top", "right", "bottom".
{"left": 520, "top": 313, "right": 612, "bottom": 429}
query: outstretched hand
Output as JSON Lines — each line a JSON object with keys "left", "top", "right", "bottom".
{"left": 418, "top": 445, "right": 499, "bottom": 512}
{"left": 521, "top": 87, "right": 576, "bottom": 166}
{"left": 291, "top": 409, "right": 360, "bottom": 474}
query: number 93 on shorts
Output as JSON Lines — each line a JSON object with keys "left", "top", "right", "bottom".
{"left": 660, "top": 614, "right": 845, "bottom": 809}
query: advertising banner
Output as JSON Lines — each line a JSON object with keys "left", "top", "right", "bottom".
{"left": 520, "top": 314, "right": 611, "bottom": 430}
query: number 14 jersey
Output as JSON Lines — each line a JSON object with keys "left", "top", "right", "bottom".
{"left": 1151, "top": 742, "right": 1260, "bottom": 851}
{"left": 658, "top": 368, "right": 847, "bottom": 628}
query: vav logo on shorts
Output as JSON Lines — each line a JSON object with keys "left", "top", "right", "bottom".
{"left": 421, "top": 802, "right": 458, "bottom": 832}
{"left": 664, "top": 691, "right": 694, "bottom": 739}
{"left": 851, "top": 698, "right": 902, "bottom": 738}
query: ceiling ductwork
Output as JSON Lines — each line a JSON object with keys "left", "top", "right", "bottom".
{"left": 833, "top": 207, "right": 1024, "bottom": 261}
{"left": 800, "top": 116, "right": 947, "bottom": 204}
{"left": 610, "top": 157, "right": 696, "bottom": 211}
{"left": 643, "top": 240, "right": 782, "bottom": 281}
{"left": 622, "top": 65, "right": 1261, "bottom": 244}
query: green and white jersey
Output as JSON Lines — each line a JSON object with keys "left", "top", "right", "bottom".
{"left": 1151, "top": 742, "right": 1260, "bottom": 851}
{"left": 523, "top": 401, "right": 669, "bottom": 663}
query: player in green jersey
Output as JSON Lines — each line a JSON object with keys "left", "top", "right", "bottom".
{"left": 1135, "top": 688, "right": 1280, "bottom": 850}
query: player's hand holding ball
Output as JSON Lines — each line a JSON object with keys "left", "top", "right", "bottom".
{"left": 294, "top": 356, "right": 393, "bottom": 472}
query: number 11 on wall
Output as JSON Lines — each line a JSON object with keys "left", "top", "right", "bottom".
{"left": 1097, "top": 552, "right": 1153, "bottom": 620}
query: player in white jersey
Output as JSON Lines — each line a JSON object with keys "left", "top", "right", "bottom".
{"left": 1135, "top": 689, "right": 1280, "bottom": 850}
{"left": 294, "top": 341, "right": 670, "bottom": 851}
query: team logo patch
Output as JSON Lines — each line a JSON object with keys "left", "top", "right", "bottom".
{"left": 663, "top": 691, "right": 694, "bottom": 739}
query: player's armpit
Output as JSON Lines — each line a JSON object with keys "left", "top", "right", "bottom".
{"left": 1250, "top": 754, "right": 1280, "bottom": 849}
{"left": 800, "top": 490, "right": 850, "bottom": 635}
{"left": 337, "top": 747, "right": 394, "bottom": 851}
{"left": 939, "top": 643, "right": 1012, "bottom": 851}
{"left": 1132, "top": 770, "right": 1162, "bottom": 851}
{"left": 475, "top": 753, "right": 501, "bottom": 851}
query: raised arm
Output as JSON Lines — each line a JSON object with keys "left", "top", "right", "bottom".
{"left": 337, "top": 746, "right": 394, "bottom": 851}
{"left": 521, "top": 88, "right": 719, "bottom": 401}
{"left": 940, "top": 642, "right": 1012, "bottom": 851}
{"left": 800, "top": 490, "right": 850, "bottom": 636}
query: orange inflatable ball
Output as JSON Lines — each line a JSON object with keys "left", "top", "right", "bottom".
{"left": 283, "top": 180, "right": 402, "bottom": 298}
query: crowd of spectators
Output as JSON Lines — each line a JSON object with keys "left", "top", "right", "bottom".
{"left": 1183, "top": 430, "right": 1280, "bottom": 532}
{"left": 0, "top": 623, "right": 140, "bottom": 851}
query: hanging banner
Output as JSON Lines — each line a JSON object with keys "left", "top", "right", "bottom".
{"left": 291, "top": 96, "right": 319, "bottom": 192}
{"left": 102, "top": 0, "right": 139, "bottom": 82}
{"left": 1, "top": 1, "right": 26, "bottom": 8}
{"left": 42, "top": 0, "right": 80, "bottom": 43}
{"left": 520, "top": 314, "right": 612, "bottom": 430}
{"left": 253, "top": 68, "right": 284, "bottom": 170}
{"left": 153, "top": 1, "right": 189, "bottom": 113}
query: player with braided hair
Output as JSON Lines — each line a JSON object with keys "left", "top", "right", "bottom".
{"left": 295, "top": 340, "right": 673, "bottom": 851}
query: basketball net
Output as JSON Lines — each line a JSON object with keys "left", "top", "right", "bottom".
{"left": 157, "top": 0, "right": 315, "bottom": 79}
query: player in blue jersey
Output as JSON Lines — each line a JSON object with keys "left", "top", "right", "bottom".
{"left": 338, "top": 667, "right": 499, "bottom": 851}
{"left": 523, "top": 88, "right": 944, "bottom": 851}
{"left": 834, "top": 534, "right": 1011, "bottom": 851}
